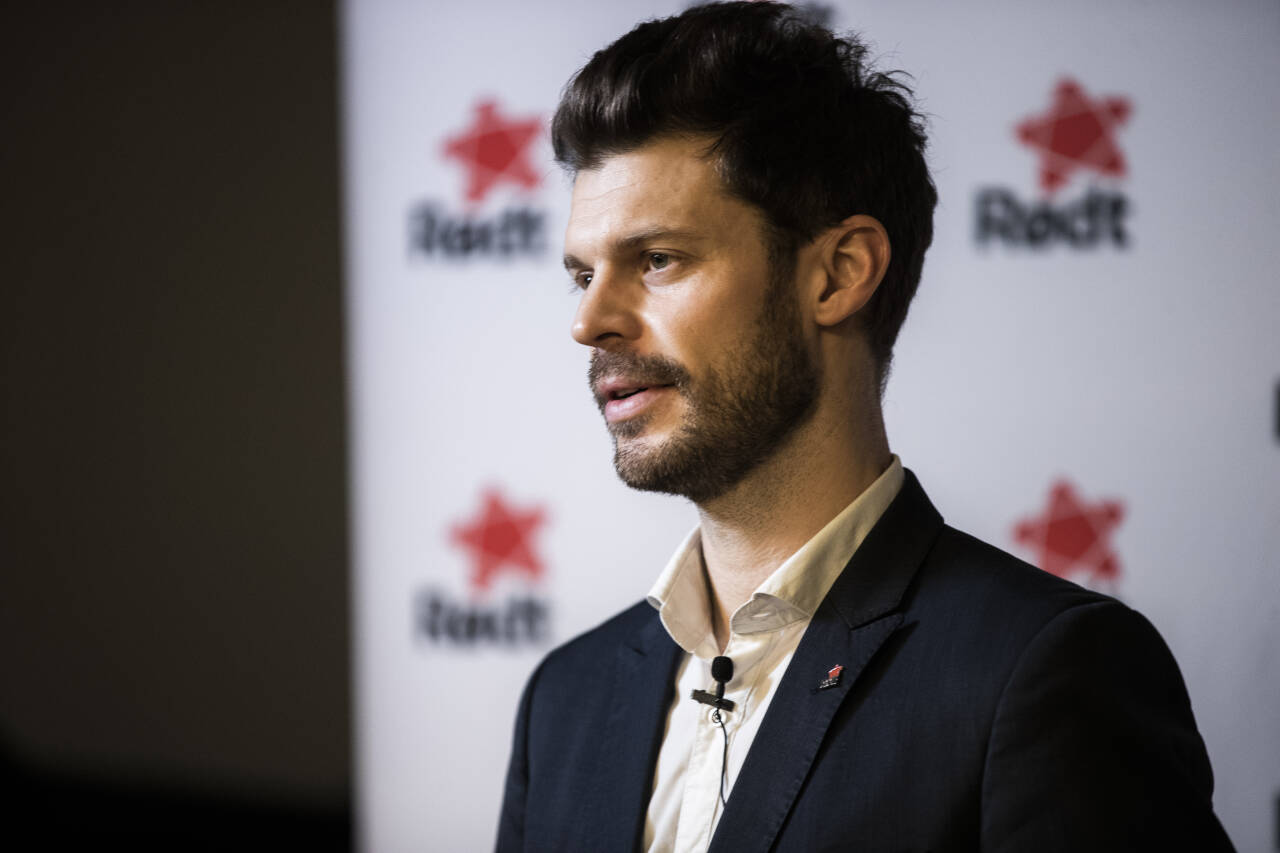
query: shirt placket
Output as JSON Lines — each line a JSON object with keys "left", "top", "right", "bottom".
{"left": 672, "top": 698, "right": 732, "bottom": 852}
{"left": 672, "top": 630, "right": 768, "bottom": 853}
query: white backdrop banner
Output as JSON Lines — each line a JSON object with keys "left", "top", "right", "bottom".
{"left": 341, "top": 1, "right": 1280, "bottom": 849}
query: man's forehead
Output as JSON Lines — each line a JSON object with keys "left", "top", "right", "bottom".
{"left": 571, "top": 141, "right": 719, "bottom": 204}
{"left": 564, "top": 137, "right": 749, "bottom": 251}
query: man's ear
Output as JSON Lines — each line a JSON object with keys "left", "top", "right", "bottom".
{"left": 813, "top": 215, "right": 891, "bottom": 327}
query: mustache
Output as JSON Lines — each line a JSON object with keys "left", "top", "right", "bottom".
{"left": 588, "top": 350, "right": 691, "bottom": 402}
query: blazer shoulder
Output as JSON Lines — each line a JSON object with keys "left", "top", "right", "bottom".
{"left": 923, "top": 524, "right": 1116, "bottom": 615}
{"left": 900, "top": 524, "right": 1136, "bottom": 669}
{"left": 531, "top": 599, "right": 660, "bottom": 684}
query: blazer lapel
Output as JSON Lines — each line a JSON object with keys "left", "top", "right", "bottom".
{"left": 708, "top": 471, "right": 944, "bottom": 853}
{"left": 578, "top": 610, "right": 683, "bottom": 852}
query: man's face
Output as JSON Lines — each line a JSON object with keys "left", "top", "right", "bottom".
{"left": 563, "top": 136, "right": 819, "bottom": 504}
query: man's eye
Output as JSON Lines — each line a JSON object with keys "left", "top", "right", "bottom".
{"left": 574, "top": 271, "right": 593, "bottom": 289}
{"left": 647, "top": 253, "right": 672, "bottom": 271}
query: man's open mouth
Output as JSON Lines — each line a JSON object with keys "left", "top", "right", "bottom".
{"left": 611, "top": 386, "right": 650, "bottom": 400}
{"left": 609, "top": 383, "right": 676, "bottom": 400}
{"left": 600, "top": 383, "right": 677, "bottom": 422}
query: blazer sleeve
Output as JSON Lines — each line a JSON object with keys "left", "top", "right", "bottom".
{"left": 980, "top": 600, "right": 1234, "bottom": 852}
{"left": 495, "top": 662, "right": 541, "bottom": 853}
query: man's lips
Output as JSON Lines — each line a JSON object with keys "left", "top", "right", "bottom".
{"left": 596, "top": 379, "right": 677, "bottom": 423}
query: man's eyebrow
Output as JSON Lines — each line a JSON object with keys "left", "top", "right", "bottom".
{"left": 562, "top": 227, "right": 707, "bottom": 272}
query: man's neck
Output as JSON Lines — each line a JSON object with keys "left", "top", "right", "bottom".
{"left": 694, "top": 406, "right": 891, "bottom": 651}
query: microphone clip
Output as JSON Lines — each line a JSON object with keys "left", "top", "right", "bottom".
{"left": 690, "top": 688, "right": 736, "bottom": 713}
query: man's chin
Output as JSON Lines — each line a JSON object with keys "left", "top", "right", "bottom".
{"left": 605, "top": 408, "right": 665, "bottom": 440}
{"left": 609, "top": 432, "right": 724, "bottom": 502}
{"left": 608, "top": 427, "right": 663, "bottom": 464}
{"left": 612, "top": 460, "right": 683, "bottom": 497}
{"left": 611, "top": 434, "right": 673, "bottom": 488}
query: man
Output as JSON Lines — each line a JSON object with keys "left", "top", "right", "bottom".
{"left": 497, "top": 3, "right": 1232, "bottom": 851}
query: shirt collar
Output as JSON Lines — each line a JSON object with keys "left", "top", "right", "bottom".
{"left": 647, "top": 457, "right": 905, "bottom": 658}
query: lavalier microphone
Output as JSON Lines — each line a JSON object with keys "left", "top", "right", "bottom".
{"left": 692, "top": 655, "right": 736, "bottom": 713}
{"left": 692, "top": 655, "right": 735, "bottom": 806}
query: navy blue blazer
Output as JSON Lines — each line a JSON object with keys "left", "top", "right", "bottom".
{"left": 496, "top": 471, "right": 1233, "bottom": 851}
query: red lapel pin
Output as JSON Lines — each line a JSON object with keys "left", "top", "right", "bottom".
{"left": 818, "top": 664, "right": 844, "bottom": 690}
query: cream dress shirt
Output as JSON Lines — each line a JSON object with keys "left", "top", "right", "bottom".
{"left": 642, "top": 457, "right": 904, "bottom": 853}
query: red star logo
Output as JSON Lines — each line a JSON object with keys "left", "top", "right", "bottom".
{"left": 450, "top": 489, "right": 548, "bottom": 592}
{"left": 1016, "top": 79, "right": 1131, "bottom": 194}
{"left": 442, "top": 100, "right": 542, "bottom": 203}
{"left": 1013, "top": 480, "right": 1125, "bottom": 584}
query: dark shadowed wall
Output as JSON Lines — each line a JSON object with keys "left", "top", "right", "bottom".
{"left": 1, "top": 1, "right": 350, "bottom": 846}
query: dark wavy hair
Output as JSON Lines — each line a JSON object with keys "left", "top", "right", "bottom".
{"left": 552, "top": 1, "right": 936, "bottom": 389}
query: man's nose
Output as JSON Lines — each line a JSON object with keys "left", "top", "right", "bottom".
{"left": 570, "top": 269, "right": 642, "bottom": 346}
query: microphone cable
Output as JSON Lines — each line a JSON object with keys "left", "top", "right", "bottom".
{"left": 711, "top": 704, "right": 729, "bottom": 807}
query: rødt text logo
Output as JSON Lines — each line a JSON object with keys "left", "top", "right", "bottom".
{"left": 1013, "top": 479, "right": 1125, "bottom": 590}
{"left": 976, "top": 79, "right": 1133, "bottom": 249}
{"left": 408, "top": 99, "right": 547, "bottom": 260}
{"left": 415, "top": 488, "right": 552, "bottom": 647}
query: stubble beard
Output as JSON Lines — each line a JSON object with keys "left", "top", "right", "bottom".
{"left": 591, "top": 266, "right": 821, "bottom": 505}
